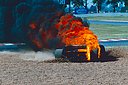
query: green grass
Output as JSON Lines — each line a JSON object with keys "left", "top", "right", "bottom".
{"left": 90, "top": 24, "right": 128, "bottom": 40}
{"left": 81, "top": 16, "right": 128, "bottom": 40}
{"left": 82, "top": 16, "right": 128, "bottom": 21}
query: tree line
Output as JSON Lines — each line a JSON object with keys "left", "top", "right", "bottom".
{"left": 66, "top": 0, "right": 128, "bottom": 13}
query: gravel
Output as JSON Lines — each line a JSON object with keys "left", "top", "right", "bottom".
{"left": 0, "top": 47, "right": 128, "bottom": 85}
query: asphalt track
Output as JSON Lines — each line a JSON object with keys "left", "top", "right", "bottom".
{"left": 74, "top": 13, "right": 128, "bottom": 17}
{"left": 99, "top": 40, "right": 128, "bottom": 47}
{"left": 88, "top": 20, "right": 128, "bottom": 25}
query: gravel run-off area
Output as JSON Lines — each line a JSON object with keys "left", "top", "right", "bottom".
{"left": 0, "top": 47, "right": 128, "bottom": 85}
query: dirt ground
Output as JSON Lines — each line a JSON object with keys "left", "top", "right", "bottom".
{"left": 0, "top": 47, "right": 128, "bottom": 85}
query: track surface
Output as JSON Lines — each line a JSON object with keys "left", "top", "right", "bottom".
{"left": 0, "top": 47, "right": 128, "bottom": 85}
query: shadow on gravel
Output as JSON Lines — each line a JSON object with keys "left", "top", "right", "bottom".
{"left": 45, "top": 50, "right": 118, "bottom": 63}
{"left": 96, "top": 51, "right": 119, "bottom": 62}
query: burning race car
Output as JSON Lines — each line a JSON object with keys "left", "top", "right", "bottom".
{"left": 27, "top": 13, "right": 105, "bottom": 61}
{"left": 12, "top": 0, "right": 105, "bottom": 61}
{"left": 55, "top": 14, "right": 105, "bottom": 61}
{"left": 19, "top": 0, "right": 105, "bottom": 61}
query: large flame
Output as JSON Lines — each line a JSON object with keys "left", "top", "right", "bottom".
{"left": 55, "top": 14, "right": 101, "bottom": 61}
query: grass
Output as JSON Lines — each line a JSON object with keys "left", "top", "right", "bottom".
{"left": 90, "top": 24, "right": 128, "bottom": 40}
{"left": 81, "top": 16, "right": 128, "bottom": 40}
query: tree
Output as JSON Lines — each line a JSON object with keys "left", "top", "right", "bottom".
{"left": 92, "top": 0, "right": 103, "bottom": 13}
{"left": 72, "top": 0, "right": 84, "bottom": 7}
{"left": 83, "top": 0, "right": 88, "bottom": 8}
{"left": 108, "top": 0, "right": 119, "bottom": 12}
{"left": 124, "top": 0, "right": 128, "bottom": 6}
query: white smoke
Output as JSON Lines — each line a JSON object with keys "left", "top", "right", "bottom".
{"left": 19, "top": 50, "right": 56, "bottom": 61}
{"left": 0, "top": 49, "right": 62, "bottom": 61}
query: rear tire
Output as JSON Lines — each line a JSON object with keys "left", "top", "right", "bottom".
{"left": 100, "top": 45, "right": 105, "bottom": 58}
{"left": 91, "top": 45, "right": 105, "bottom": 61}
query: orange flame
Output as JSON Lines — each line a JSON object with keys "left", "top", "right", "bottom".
{"left": 56, "top": 14, "right": 101, "bottom": 61}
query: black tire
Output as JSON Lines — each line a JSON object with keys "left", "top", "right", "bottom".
{"left": 90, "top": 51, "right": 98, "bottom": 61}
{"left": 100, "top": 45, "right": 105, "bottom": 58}
{"left": 91, "top": 45, "right": 105, "bottom": 61}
